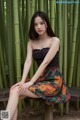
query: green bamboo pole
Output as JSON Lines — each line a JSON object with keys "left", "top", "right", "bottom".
{"left": 63, "top": 4, "right": 68, "bottom": 84}
{"left": 62, "top": 4, "right": 68, "bottom": 114}
{"left": 57, "top": 0, "right": 63, "bottom": 72}
{"left": 6, "top": 0, "right": 15, "bottom": 85}
{"left": 0, "top": 67, "right": 3, "bottom": 88}
{"left": 26, "top": 0, "right": 31, "bottom": 30}
{"left": 22, "top": 0, "right": 25, "bottom": 28}
{"left": 19, "top": 0, "right": 26, "bottom": 65}
{"left": 67, "top": 3, "right": 74, "bottom": 82}
{"left": 13, "top": 0, "right": 21, "bottom": 82}
{"left": 44, "top": 0, "right": 48, "bottom": 13}
{"left": 72, "top": 44, "right": 78, "bottom": 86}
{"left": 76, "top": 21, "right": 80, "bottom": 110}
{"left": 35, "top": 0, "right": 38, "bottom": 11}
{"left": 31, "top": 0, "right": 36, "bottom": 15}
{"left": 50, "top": 0, "right": 56, "bottom": 32}
{"left": 0, "top": 37, "right": 7, "bottom": 88}
{"left": 24, "top": 0, "right": 31, "bottom": 42}
{"left": 69, "top": 4, "right": 74, "bottom": 56}
{"left": 76, "top": 41, "right": 80, "bottom": 87}
{"left": 57, "top": 0, "right": 64, "bottom": 116}
{"left": 76, "top": 6, "right": 80, "bottom": 87}
{"left": 0, "top": 0, "right": 8, "bottom": 69}
{"left": 76, "top": 52, "right": 80, "bottom": 110}
{"left": 0, "top": 0, "right": 7, "bottom": 88}
{"left": 68, "top": 0, "right": 79, "bottom": 87}
{"left": 38, "top": 0, "right": 44, "bottom": 11}
{"left": 63, "top": 3, "right": 70, "bottom": 115}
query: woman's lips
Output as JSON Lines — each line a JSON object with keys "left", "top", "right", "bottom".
{"left": 38, "top": 30, "right": 43, "bottom": 32}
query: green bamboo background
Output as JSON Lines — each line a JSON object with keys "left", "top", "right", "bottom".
{"left": 0, "top": 0, "right": 80, "bottom": 113}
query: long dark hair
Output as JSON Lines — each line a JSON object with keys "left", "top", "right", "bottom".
{"left": 28, "top": 11, "right": 56, "bottom": 40}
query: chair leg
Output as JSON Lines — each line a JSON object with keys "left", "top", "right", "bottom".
{"left": 44, "top": 104, "right": 54, "bottom": 120}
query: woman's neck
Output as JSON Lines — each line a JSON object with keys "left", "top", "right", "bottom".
{"left": 38, "top": 32, "right": 50, "bottom": 41}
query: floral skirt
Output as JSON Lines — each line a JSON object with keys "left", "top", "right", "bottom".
{"left": 28, "top": 67, "right": 71, "bottom": 103}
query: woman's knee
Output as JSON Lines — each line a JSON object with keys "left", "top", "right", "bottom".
{"left": 9, "top": 86, "right": 19, "bottom": 96}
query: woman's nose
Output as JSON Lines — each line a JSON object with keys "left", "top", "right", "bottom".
{"left": 38, "top": 24, "right": 41, "bottom": 28}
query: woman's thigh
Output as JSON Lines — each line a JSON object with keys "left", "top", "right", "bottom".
{"left": 20, "top": 88, "right": 38, "bottom": 98}
{"left": 10, "top": 85, "right": 38, "bottom": 99}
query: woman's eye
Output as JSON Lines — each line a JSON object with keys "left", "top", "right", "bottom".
{"left": 34, "top": 22, "right": 44, "bottom": 26}
{"left": 34, "top": 24, "right": 37, "bottom": 26}
{"left": 40, "top": 22, "right": 44, "bottom": 25}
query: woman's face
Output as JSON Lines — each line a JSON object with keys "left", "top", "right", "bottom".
{"left": 34, "top": 16, "right": 47, "bottom": 35}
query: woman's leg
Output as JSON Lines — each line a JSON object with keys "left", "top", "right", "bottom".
{"left": 12, "top": 108, "right": 18, "bottom": 120}
{"left": 12, "top": 96, "right": 27, "bottom": 120}
{"left": 6, "top": 86, "right": 38, "bottom": 120}
{"left": 6, "top": 87, "right": 19, "bottom": 119}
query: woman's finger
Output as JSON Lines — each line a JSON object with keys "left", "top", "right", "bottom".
{"left": 18, "top": 85, "right": 24, "bottom": 92}
{"left": 11, "top": 84, "right": 19, "bottom": 89}
{"left": 19, "top": 85, "right": 26, "bottom": 94}
{"left": 19, "top": 87, "right": 25, "bottom": 94}
{"left": 18, "top": 83, "right": 23, "bottom": 89}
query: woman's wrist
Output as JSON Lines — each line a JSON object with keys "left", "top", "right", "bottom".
{"left": 30, "top": 79, "right": 35, "bottom": 84}
{"left": 21, "top": 79, "right": 25, "bottom": 83}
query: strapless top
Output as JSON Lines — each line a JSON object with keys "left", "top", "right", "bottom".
{"left": 32, "top": 47, "right": 59, "bottom": 68}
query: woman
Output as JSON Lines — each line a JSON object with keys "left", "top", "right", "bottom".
{"left": 6, "top": 11, "right": 70, "bottom": 120}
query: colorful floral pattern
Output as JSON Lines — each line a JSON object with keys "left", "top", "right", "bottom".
{"left": 29, "top": 67, "right": 71, "bottom": 103}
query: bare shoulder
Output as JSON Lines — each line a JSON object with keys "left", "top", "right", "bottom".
{"left": 28, "top": 39, "right": 38, "bottom": 49}
{"left": 50, "top": 37, "right": 60, "bottom": 51}
{"left": 52, "top": 37, "right": 60, "bottom": 44}
{"left": 27, "top": 40, "right": 33, "bottom": 48}
{"left": 28, "top": 40, "right": 32, "bottom": 45}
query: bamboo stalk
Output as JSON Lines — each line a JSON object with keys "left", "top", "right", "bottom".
{"left": 68, "top": 0, "right": 79, "bottom": 87}
{"left": 50, "top": 0, "right": 56, "bottom": 32}
{"left": 67, "top": 3, "right": 74, "bottom": 82}
{"left": 6, "top": 0, "right": 15, "bottom": 85}
{"left": 76, "top": 8, "right": 80, "bottom": 87}
{"left": 38, "top": 0, "right": 44, "bottom": 11}
{"left": 57, "top": 0, "right": 63, "bottom": 72}
{"left": 44, "top": 0, "right": 48, "bottom": 13}
{"left": 13, "top": 0, "right": 21, "bottom": 82}
{"left": 0, "top": 67, "right": 3, "bottom": 88}
{"left": 0, "top": 0, "right": 8, "bottom": 72}
{"left": 35, "top": 0, "right": 38, "bottom": 11}
{"left": 0, "top": 38, "right": 7, "bottom": 88}
{"left": 56, "top": 0, "right": 64, "bottom": 115}
{"left": 22, "top": 0, "right": 25, "bottom": 28}
{"left": 19, "top": 0, "right": 26, "bottom": 64}
{"left": 63, "top": 4, "right": 68, "bottom": 84}
{"left": 31, "top": 0, "right": 36, "bottom": 15}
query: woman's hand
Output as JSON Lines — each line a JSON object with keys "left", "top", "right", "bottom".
{"left": 18, "top": 81, "right": 33, "bottom": 93}
{"left": 10, "top": 81, "right": 24, "bottom": 90}
{"left": 25, "top": 81, "right": 33, "bottom": 88}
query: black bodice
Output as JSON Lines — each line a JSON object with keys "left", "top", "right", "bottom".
{"left": 32, "top": 47, "right": 59, "bottom": 68}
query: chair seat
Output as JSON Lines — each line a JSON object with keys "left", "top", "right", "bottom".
{"left": 69, "top": 87, "right": 80, "bottom": 99}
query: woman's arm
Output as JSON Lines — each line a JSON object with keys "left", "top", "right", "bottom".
{"left": 11, "top": 40, "right": 33, "bottom": 89}
{"left": 21, "top": 40, "right": 33, "bottom": 82}
{"left": 30, "top": 37, "right": 60, "bottom": 84}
